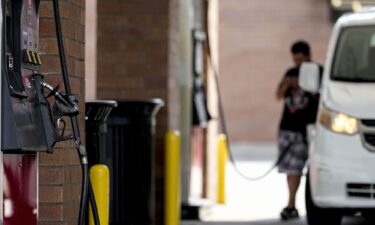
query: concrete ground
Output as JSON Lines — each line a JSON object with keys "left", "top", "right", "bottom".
{"left": 181, "top": 143, "right": 371, "bottom": 225}
{"left": 202, "top": 142, "right": 306, "bottom": 222}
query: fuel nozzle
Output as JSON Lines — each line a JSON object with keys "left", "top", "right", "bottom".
{"left": 41, "top": 81, "right": 79, "bottom": 116}
{"left": 53, "top": 94, "right": 79, "bottom": 117}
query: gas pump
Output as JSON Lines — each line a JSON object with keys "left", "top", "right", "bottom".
{"left": 0, "top": 0, "right": 99, "bottom": 225}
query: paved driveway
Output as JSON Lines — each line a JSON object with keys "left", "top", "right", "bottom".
{"left": 181, "top": 143, "right": 373, "bottom": 225}
{"left": 182, "top": 217, "right": 371, "bottom": 225}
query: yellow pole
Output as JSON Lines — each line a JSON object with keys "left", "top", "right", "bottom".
{"left": 217, "top": 134, "right": 228, "bottom": 204}
{"left": 89, "top": 164, "right": 110, "bottom": 225}
{"left": 165, "top": 131, "right": 181, "bottom": 225}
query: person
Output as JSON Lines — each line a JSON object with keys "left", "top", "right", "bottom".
{"left": 275, "top": 40, "right": 321, "bottom": 220}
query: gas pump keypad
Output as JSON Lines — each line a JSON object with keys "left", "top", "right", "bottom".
{"left": 23, "top": 49, "right": 41, "bottom": 65}
{"left": 34, "top": 52, "right": 42, "bottom": 65}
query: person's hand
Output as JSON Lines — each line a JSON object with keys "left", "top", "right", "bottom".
{"left": 275, "top": 77, "right": 299, "bottom": 101}
{"left": 286, "top": 77, "right": 299, "bottom": 88}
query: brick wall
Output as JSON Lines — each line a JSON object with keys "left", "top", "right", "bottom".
{"left": 39, "top": 0, "right": 85, "bottom": 224}
{"left": 96, "top": 1, "right": 170, "bottom": 102}
{"left": 220, "top": 0, "right": 332, "bottom": 142}
{"left": 96, "top": 1, "right": 180, "bottom": 224}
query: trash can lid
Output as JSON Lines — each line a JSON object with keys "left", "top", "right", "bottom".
{"left": 115, "top": 98, "right": 164, "bottom": 106}
{"left": 86, "top": 100, "right": 118, "bottom": 122}
{"left": 109, "top": 98, "right": 164, "bottom": 118}
{"left": 86, "top": 100, "right": 118, "bottom": 107}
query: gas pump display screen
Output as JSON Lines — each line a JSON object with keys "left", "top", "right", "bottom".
{"left": 21, "top": 0, "right": 39, "bottom": 52}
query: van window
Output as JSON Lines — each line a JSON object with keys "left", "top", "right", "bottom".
{"left": 332, "top": 26, "right": 375, "bottom": 82}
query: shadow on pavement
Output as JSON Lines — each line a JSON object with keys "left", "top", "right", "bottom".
{"left": 182, "top": 217, "right": 305, "bottom": 225}
{"left": 182, "top": 215, "right": 372, "bottom": 225}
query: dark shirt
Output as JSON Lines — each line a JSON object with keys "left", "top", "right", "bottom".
{"left": 279, "top": 66, "right": 322, "bottom": 137}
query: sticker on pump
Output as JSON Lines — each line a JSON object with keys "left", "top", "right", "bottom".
{"left": 23, "top": 77, "right": 31, "bottom": 89}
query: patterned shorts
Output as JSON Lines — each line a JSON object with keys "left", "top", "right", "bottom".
{"left": 277, "top": 130, "right": 308, "bottom": 176}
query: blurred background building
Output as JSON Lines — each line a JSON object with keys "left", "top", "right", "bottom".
{"left": 36, "top": 0, "right": 375, "bottom": 225}
{"left": 329, "top": 0, "right": 375, "bottom": 21}
{"left": 219, "top": 0, "right": 375, "bottom": 143}
{"left": 220, "top": 0, "right": 331, "bottom": 142}
{"left": 85, "top": 0, "right": 219, "bottom": 224}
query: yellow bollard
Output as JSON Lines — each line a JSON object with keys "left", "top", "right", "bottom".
{"left": 165, "top": 131, "right": 181, "bottom": 225}
{"left": 217, "top": 134, "right": 228, "bottom": 204}
{"left": 89, "top": 164, "right": 110, "bottom": 225}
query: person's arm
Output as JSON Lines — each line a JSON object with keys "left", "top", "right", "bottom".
{"left": 276, "top": 77, "right": 298, "bottom": 101}
{"left": 276, "top": 78, "right": 288, "bottom": 101}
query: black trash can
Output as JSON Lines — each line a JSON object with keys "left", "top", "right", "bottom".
{"left": 105, "top": 99, "right": 164, "bottom": 225}
{"left": 85, "top": 100, "right": 118, "bottom": 166}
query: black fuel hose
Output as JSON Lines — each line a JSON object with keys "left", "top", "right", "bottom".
{"left": 79, "top": 163, "right": 89, "bottom": 225}
{"left": 89, "top": 180, "right": 100, "bottom": 225}
{"left": 51, "top": 0, "right": 100, "bottom": 224}
{"left": 204, "top": 1, "right": 291, "bottom": 181}
{"left": 209, "top": 52, "right": 290, "bottom": 181}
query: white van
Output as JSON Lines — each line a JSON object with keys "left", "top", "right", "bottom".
{"left": 299, "top": 9, "right": 375, "bottom": 225}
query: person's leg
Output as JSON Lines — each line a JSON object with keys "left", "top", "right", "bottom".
{"left": 287, "top": 174, "right": 301, "bottom": 208}
{"left": 280, "top": 174, "right": 301, "bottom": 220}
{"left": 280, "top": 131, "right": 306, "bottom": 220}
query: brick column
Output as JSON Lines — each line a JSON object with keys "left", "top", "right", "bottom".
{"left": 97, "top": 1, "right": 180, "bottom": 224}
{"left": 38, "top": 0, "right": 85, "bottom": 224}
